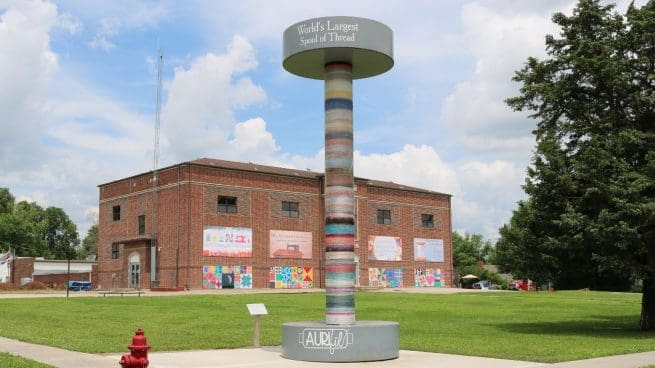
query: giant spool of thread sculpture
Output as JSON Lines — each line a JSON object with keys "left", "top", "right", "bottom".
{"left": 281, "top": 16, "right": 399, "bottom": 362}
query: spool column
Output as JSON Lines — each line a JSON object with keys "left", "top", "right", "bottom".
{"left": 324, "top": 62, "right": 355, "bottom": 325}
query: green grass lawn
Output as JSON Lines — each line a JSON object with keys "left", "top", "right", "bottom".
{"left": 0, "top": 290, "right": 653, "bottom": 363}
{"left": 0, "top": 353, "right": 54, "bottom": 368}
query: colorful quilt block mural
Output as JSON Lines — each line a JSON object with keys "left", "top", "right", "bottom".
{"left": 202, "top": 265, "right": 253, "bottom": 289}
{"left": 414, "top": 268, "right": 442, "bottom": 287}
{"left": 368, "top": 268, "right": 403, "bottom": 288}
{"left": 269, "top": 266, "right": 313, "bottom": 289}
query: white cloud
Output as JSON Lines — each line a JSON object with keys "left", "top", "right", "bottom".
{"left": 0, "top": 0, "right": 58, "bottom": 169}
{"left": 88, "top": 17, "right": 119, "bottom": 51}
{"left": 44, "top": 79, "right": 154, "bottom": 162}
{"left": 458, "top": 160, "right": 524, "bottom": 195}
{"left": 227, "top": 118, "right": 279, "bottom": 161}
{"left": 439, "top": 1, "right": 567, "bottom": 158}
{"left": 57, "top": 12, "right": 82, "bottom": 34}
{"left": 85, "top": 2, "right": 169, "bottom": 51}
{"left": 354, "top": 144, "right": 460, "bottom": 196}
{"left": 454, "top": 159, "right": 526, "bottom": 240}
{"left": 84, "top": 207, "right": 99, "bottom": 224}
{"left": 0, "top": 1, "right": 158, "bottom": 240}
{"left": 161, "top": 35, "right": 267, "bottom": 162}
{"left": 88, "top": 35, "right": 115, "bottom": 51}
{"left": 15, "top": 191, "right": 48, "bottom": 207}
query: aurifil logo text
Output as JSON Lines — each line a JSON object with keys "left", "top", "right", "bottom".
{"left": 298, "top": 328, "right": 354, "bottom": 354}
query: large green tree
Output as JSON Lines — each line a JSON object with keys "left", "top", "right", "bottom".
{"left": 0, "top": 187, "right": 80, "bottom": 259}
{"left": 0, "top": 201, "right": 45, "bottom": 256}
{"left": 452, "top": 232, "right": 495, "bottom": 277}
{"left": 501, "top": 0, "right": 655, "bottom": 329}
{"left": 43, "top": 207, "right": 79, "bottom": 259}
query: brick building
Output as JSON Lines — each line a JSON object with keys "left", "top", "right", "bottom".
{"left": 97, "top": 158, "right": 452, "bottom": 290}
{"left": 7, "top": 257, "right": 97, "bottom": 288}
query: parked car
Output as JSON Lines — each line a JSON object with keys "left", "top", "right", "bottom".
{"left": 472, "top": 280, "right": 490, "bottom": 290}
{"left": 67, "top": 281, "right": 92, "bottom": 291}
{"left": 508, "top": 280, "right": 531, "bottom": 291}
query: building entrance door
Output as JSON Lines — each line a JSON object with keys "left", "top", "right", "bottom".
{"left": 128, "top": 253, "right": 140, "bottom": 288}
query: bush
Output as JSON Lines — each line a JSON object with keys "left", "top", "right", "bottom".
{"left": 20, "top": 281, "right": 48, "bottom": 290}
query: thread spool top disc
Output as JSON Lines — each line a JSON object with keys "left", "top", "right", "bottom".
{"left": 283, "top": 16, "right": 393, "bottom": 80}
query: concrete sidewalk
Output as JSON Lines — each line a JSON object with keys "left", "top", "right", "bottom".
{"left": 549, "top": 351, "right": 655, "bottom": 368}
{"left": 2, "top": 336, "right": 655, "bottom": 368}
{"left": 0, "top": 336, "right": 116, "bottom": 368}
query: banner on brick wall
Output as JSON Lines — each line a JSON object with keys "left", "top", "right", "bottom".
{"left": 203, "top": 226, "right": 252, "bottom": 257}
{"left": 368, "top": 235, "right": 402, "bottom": 261}
{"left": 269, "top": 230, "right": 312, "bottom": 259}
{"left": 413, "top": 238, "right": 444, "bottom": 262}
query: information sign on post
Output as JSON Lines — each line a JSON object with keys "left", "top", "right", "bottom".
{"left": 247, "top": 303, "right": 268, "bottom": 316}
{"left": 247, "top": 304, "right": 268, "bottom": 348}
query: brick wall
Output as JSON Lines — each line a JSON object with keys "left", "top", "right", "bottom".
{"left": 11, "top": 257, "right": 34, "bottom": 287}
{"left": 10, "top": 257, "right": 99, "bottom": 288}
{"left": 357, "top": 182, "right": 453, "bottom": 287}
{"left": 98, "top": 161, "right": 452, "bottom": 289}
{"left": 33, "top": 272, "right": 92, "bottom": 287}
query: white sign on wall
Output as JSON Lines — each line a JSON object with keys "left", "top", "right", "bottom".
{"left": 368, "top": 236, "right": 402, "bottom": 261}
{"left": 414, "top": 238, "right": 444, "bottom": 262}
{"left": 203, "top": 226, "right": 252, "bottom": 257}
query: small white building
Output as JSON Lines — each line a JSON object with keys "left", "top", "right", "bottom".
{"left": 32, "top": 258, "right": 96, "bottom": 277}
{"left": 0, "top": 262, "right": 8, "bottom": 283}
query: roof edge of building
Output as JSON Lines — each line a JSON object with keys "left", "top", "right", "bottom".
{"left": 98, "top": 158, "right": 452, "bottom": 197}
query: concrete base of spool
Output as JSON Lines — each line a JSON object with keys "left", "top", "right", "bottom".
{"left": 281, "top": 320, "right": 399, "bottom": 362}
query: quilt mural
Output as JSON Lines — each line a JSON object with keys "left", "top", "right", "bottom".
{"left": 202, "top": 265, "right": 253, "bottom": 289}
{"left": 414, "top": 268, "right": 443, "bottom": 287}
{"left": 269, "top": 266, "right": 313, "bottom": 289}
{"left": 368, "top": 268, "right": 403, "bottom": 288}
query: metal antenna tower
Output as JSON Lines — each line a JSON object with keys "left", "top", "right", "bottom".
{"left": 151, "top": 46, "right": 163, "bottom": 285}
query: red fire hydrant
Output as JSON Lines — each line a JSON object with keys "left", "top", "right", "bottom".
{"left": 119, "top": 329, "right": 150, "bottom": 368}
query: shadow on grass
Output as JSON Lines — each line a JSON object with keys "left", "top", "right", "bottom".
{"left": 491, "top": 315, "right": 654, "bottom": 339}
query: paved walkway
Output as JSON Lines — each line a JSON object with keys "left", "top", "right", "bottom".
{"left": 2, "top": 336, "right": 655, "bottom": 368}
{"left": 0, "top": 336, "right": 116, "bottom": 368}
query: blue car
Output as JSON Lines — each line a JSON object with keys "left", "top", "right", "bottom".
{"left": 67, "top": 281, "right": 92, "bottom": 291}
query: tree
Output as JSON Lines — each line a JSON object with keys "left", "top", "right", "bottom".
{"left": 452, "top": 232, "right": 494, "bottom": 276}
{"left": 43, "top": 207, "right": 79, "bottom": 259}
{"left": 80, "top": 224, "right": 98, "bottom": 260}
{"left": 0, "top": 188, "right": 14, "bottom": 214}
{"left": 502, "top": 0, "right": 655, "bottom": 329}
{"left": 0, "top": 201, "right": 46, "bottom": 256}
{"left": 0, "top": 188, "right": 81, "bottom": 259}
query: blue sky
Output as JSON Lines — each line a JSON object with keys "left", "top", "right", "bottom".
{"left": 0, "top": 0, "right": 642, "bottom": 242}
